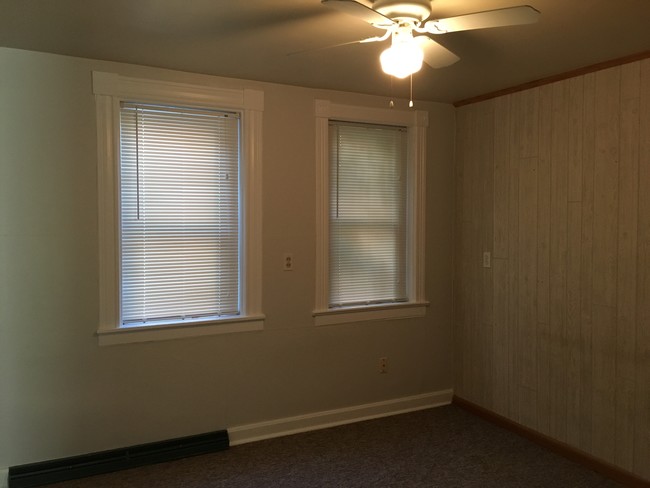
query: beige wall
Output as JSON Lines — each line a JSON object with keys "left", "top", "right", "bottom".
{"left": 454, "top": 58, "right": 650, "bottom": 479}
{"left": 0, "top": 47, "right": 455, "bottom": 467}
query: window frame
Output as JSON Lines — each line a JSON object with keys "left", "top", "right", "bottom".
{"left": 93, "top": 71, "right": 264, "bottom": 345}
{"left": 313, "top": 99, "right": 428, "bottom": 326}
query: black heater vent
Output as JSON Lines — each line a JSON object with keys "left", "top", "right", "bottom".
{"left": 8, "top": 429, "right": 229, "bottom": 488}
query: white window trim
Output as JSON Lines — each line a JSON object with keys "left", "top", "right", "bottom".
{"left": 93, "top": 71, "right": 264, "bottom": 345}
{"left": 313, "top": 99, "right": 429, "bottom": 326}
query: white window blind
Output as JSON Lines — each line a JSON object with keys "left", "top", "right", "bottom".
{"left": 329, "top": 121, "right": 408, "bottom": 308}
{"left": 119, "top": 102, "right": 240, "bottom": 326}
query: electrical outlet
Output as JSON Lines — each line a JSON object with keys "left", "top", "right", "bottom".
{"left": 283, "top": 253, "right": 293, "bottom": 271}
{"left": 379, "top": 357, "right": 388, "bottom": 374}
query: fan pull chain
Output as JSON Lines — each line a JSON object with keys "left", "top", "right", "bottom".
{"left": 409, "top": 74, "right": 414, "bottom": 108}
{"left": 389, "top": 75, "right": 395, "bottom": 108}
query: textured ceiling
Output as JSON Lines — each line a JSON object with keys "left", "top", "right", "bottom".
{"left": 1, "top": 0, "right": 649, "bottom": 103}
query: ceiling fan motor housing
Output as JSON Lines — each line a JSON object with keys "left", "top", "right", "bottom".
{"left": 373, "top": 0, "right": 432, "bottom": 22}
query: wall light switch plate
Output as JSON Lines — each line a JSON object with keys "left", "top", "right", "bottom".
{"left": 483, "top": 251, "right": 491, "bottom": 268}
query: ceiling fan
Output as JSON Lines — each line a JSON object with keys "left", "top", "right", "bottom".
{"left": 321, "top": 0, "right": 541, "bottom": 78}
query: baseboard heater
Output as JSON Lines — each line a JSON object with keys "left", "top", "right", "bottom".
{"left": 7, "top": 430, "right": 229, "bottom": 488}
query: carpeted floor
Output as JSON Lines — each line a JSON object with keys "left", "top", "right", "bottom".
{"left": 48, "top": 405, "right": 622, "bottom": 487}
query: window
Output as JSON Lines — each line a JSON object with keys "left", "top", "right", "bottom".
{"left": 314, "top": 100, "right": 428, "bottom": 326}
{"left": 119, "top": 103, "right": 240, "bottom": 326}
{"left": 93, "top": 72, "right": 264, "bottom": 345}
{"left": 329, "top": 121, "right": 407, "bottom": 307}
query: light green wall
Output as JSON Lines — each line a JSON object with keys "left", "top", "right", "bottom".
{"left": 0, "top": 47, "right": 455, "bottom": 467}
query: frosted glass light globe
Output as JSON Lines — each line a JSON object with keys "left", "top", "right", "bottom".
{"left": 380, "top": 38, "right": 423, "bottom": 78}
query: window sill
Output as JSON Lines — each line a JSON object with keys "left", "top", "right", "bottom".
{"left": 96, "top": 315, "right": 265, "bottom": 346}
{"left": 312, "top": 302, "right": 428, "bottom": 327}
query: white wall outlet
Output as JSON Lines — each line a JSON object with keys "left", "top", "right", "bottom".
{"left": 379, "top": 357, "right": 388, "bottom": 374}
{"left": 482, "top": 251, "right": 491, "bottom": 268}
{"left": 283, "top": 253, "right": 293, "bottom": 271}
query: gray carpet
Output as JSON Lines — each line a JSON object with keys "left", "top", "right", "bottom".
{"left": 48, "top": 405, "right": 621, "bottom": 487}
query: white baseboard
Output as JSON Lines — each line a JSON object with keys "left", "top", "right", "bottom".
{"left": 229, "top": 389, "right": 453, "bottom": 446}
{"left": 0, "top": 468, "right": 7, "bottom": 488}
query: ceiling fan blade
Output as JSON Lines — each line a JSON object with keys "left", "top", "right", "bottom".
{"left": 424, "top": 5, "right": 540, "bottom": 34}
{"left": 415, "top": 36, "right": 460, "bottom": 68}
{"left": 287, "top": 36, "right": 382, "bottom": 56}
{"left": 321, "top": 0, "right": 395, "bottom": 26}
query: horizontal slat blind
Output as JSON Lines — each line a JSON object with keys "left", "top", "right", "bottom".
{"left": 119, "top": 103, "right": 240, "bottom": 326}
{"left": 329, "top": 121, "right": 407, "bottom": 308}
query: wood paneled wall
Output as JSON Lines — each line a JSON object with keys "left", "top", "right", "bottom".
{"left": 454, "top": 58, "right": 650, "bottom": 479}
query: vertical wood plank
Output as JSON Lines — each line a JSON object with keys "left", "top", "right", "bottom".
{"left": 465, "top": 104, "right": 480, "bottom": 403}
{"left": 565, "top": 76, "right": 585, "bottom": 447}
{"left": 507, "top": 91, "right": 522, "bottom": 422}
{"left": 454, "top": 107, "right": 469, "bottom": 396}
{"left": 634, "top": 58, "right": 650, "bottom": 480}
{"left": 536, "top": 83, "right": 553, "bottom": 437}
{"left": 514, "top": 88, "right": 539, "bottom": 429}
{"left": 493, "top": 97, "right": 510, "bottom": 259}
{"left": 579, "top": 72, "right": 596, "bottom": 454}
{"left": 567, "top": 77, "right": 584, "bottom": 202}
{"left": 492, "top": 257, "right": 509, "bottom": 416}
{"left": 459, "top": 220, "right": 473, "bottom": 397}
{"left": 615, "top": 61, "right": 640, "bottom": 471}
{"left": 470, "top": 102, "right": 485, "bottom": 405}
{"left": 566, "top": 201, "right": 582, "bottom": 446}
{"left": 549, "top": 80, "right": 569, "bottom": 442}
{"left": 536, "top": 84, "right": 553, "bottom": 327}
{"left": 492, "top": 96, "right": 511, "bottom": 417}
{"left": 479, "top": 100, "right": 495, "bottom": 408}
{"left": 592, "top": 68, "right": 621, "bottom": 306}
{"left": 456, "top": 106, "right": 474, "bottom": 399}
{"left": 456, "top": 105, "right": 474, "bottom": 227}
{"left": 518, "top": 154, "right": 539, "bottom": 429}
{"left": 513, "top": 87, "right": 540, "bottom": 158}
{"left": 591, "top": 66, "right": 620, "bottom": 462}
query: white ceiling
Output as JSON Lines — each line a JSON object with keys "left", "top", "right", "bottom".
{"left": 1, "top": 0, "right": 649, "bottom": 103}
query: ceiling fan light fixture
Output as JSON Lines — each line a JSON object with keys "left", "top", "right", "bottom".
{"left": 374, "top": 0, "right": 432, "bottom": 22}
{"left": 380, "top": 31, "right": 423, "bottom": 78}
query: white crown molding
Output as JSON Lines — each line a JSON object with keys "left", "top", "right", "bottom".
{"left": 315, "top": 99, "right": 422, "bottom": 127}
{"left": 92, "top": 71, "right": 255, "bottom": 110}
